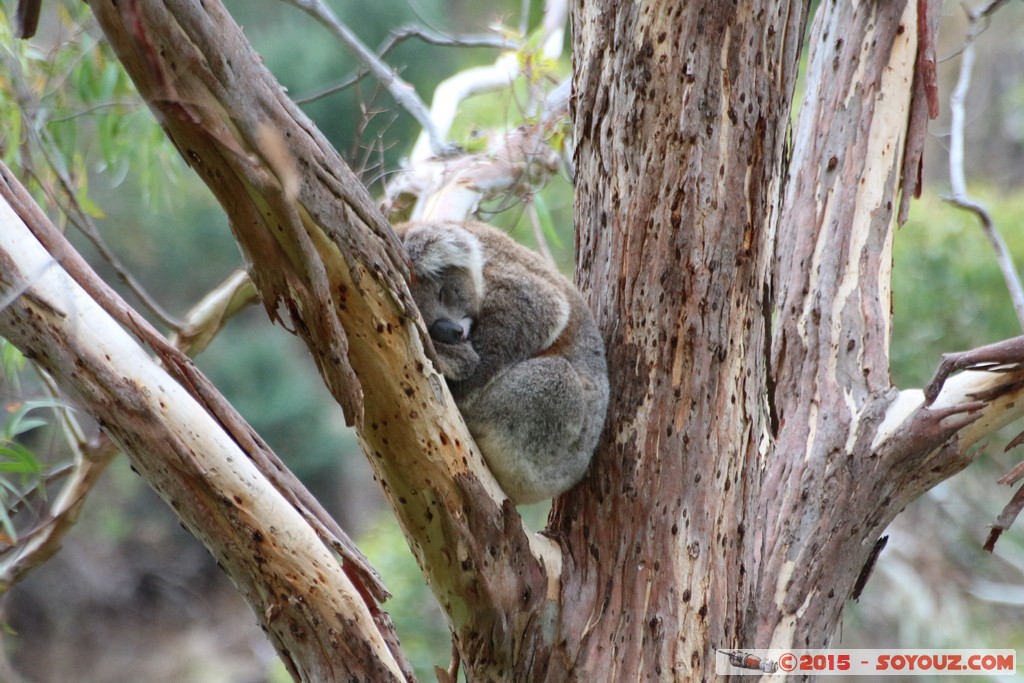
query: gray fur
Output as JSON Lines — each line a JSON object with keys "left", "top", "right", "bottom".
{"left": 397, "top": 220, "right": 610, "bottom": 504}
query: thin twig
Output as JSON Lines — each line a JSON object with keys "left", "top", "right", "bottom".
{"left": 527, "top": 199, "right": 556, "bottom": 266}
{"left": 944, "top": 0, "right": 1024, "bottom": 330}
{"left": 294, "top": 69, "right": 367, "bottom": 106}
{"left": 277, "top": 0, "right": 456, "bottom": 156}
{"left": 346, "top": 78, "right": 400, "bottom": 186}
{"left": 47, "top": 100, "right": 141, "bottom": 123}
{"left": 0, "top": 370, "right": 119, "bottom": 590}
{"left": 39, "top": 149, "right": 183, "bottom": 330}
{"left": 382, "top": 24, "right": 514, "bottom": 53}
{"left": 295, "top": 27, "right": 512, "bottom": 106}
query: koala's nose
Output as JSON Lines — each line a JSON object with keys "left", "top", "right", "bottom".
{"left": 429, "top": 319, "right": 467, "bottom": 345}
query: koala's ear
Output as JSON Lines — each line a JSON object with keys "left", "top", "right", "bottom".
{"left": 402, "top": 224, "right": 485, "bottom": 299}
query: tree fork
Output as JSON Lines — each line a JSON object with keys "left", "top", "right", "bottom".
{"left": 82, "top": 0, "right": 561, "bottom": 680}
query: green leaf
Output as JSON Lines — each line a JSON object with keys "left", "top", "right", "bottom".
{"left": 0, "top": 340, "right": 26, "bottom": 380}
{"left": 3, "top": 398, "right": 66, "bottom": 440}
{"left": 0, "top": 443, "right": 44, "bottom": 475}
{"left": 8, "top": 417, "right": 48, "bottom": 436}
{"left": 100, "top": 62, "right": 119, "bottom": 102}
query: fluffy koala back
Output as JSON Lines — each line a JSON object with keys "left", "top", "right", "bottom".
{"left": 457, "top": 222, "right": 598, "bottom": 383}
{"left": 454, "top": 222, "right": 610, "bottom": 502}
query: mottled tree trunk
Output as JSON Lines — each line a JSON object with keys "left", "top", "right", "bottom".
{"left": 566, "top": 0, "right": 1024, "bottom": 680}
{"left": 569, "top": 1, "right": 806, "bottom": 677}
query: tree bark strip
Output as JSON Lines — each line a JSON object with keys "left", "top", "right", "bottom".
{"left": 570, "top": 0, "right": 1024, "bottom": 678}
{"left": 83, "top": 1, "right": 558, "bottom": 679}
{"left": 0, "top": 172, "right": 408, "bottom": 682}
{"left": 570, "top": 1, "right": 808, "bottom": 678}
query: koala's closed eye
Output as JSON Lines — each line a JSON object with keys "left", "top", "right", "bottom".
{"left": 439, "top": 272, "right": 475, "bottom": 310}
{"left": 396, "top": 220, "right": 610, "bottom": 505}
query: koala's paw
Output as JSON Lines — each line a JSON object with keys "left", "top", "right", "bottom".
{"left": 434, "top": 341, "right": 480, "bottom": 381}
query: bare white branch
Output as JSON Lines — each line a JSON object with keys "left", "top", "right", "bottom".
{"left": 945, "top": 0, "right": 1024, "bottom": 329}
{"left": 170, "top": 270, "right": 259, "bottom": 356}
{"left": 278, "top": 0, "right": 456, "bottom": 157}
{"left": 379, "top": 0, "right": 570, "bottom": 223}
{"left": 0, "top": 189, "right": 408, "bottom": 680}
{"left": 391, "top": 78, "right": 568, "bottom": 223}
{"left": 408, "top": 0, "right": 569, "bottom": 165}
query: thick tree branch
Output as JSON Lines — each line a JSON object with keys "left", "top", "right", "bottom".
{"left": 757, "top": 0, "right": 974, "bottom": 651}
{"left": 772, "top": 1, "right": 919, "bottom": 411}
{"left": 0, "top": 267, "right": 259, "bottom": 588}
{"left": 82, "top": 1, "right": 560, "bottom": 676}
{"left": 572, "top": 1, "right": 809, "bottom": 677}
{"left": 0, "top": 167, "right": 410, "bottom": 682}
{"left": 759, "top": 0, "right": 1024, "bottom": 651}
{"left": 2, "top": 162, "right": 382, "bottom": 592}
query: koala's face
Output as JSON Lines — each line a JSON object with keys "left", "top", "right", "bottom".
{"left": 399, "top": 222, "right": 485, "bottom": 381}
{"left": 413, "top": 265, "right": 478, "bottom": 345}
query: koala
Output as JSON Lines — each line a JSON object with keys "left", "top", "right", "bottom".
{"left": 397, "top": 220, "right": 610, "bottom": 504}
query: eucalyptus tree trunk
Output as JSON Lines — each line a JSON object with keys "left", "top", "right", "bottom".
{"left": 568, "top": 0, "right": 1024, "bottom": 679}
{"left": 568, "top": 1, "right": 807, "bottom": 676}
{"left": 4, "top": 0, "right": 1024, "bottom": 681}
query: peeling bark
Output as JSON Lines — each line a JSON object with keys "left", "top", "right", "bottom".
{"left": 82, "top": 1, "right": 558, "bottom": 680}
{"left": 571, "top": 1, "right": 808, "bottom": 678}
{"left": 572, "top": 0, "right": 1024, "bottom": 678}
{"left": 0, "top": 168, "right": 409, "bottom": 682}
{"left": 760, "top": 0, "right": 1024, "bottom": 655}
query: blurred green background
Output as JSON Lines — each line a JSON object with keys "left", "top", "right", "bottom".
{"left": 1, "top": 1, "right": 1023, "bottom": 681}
